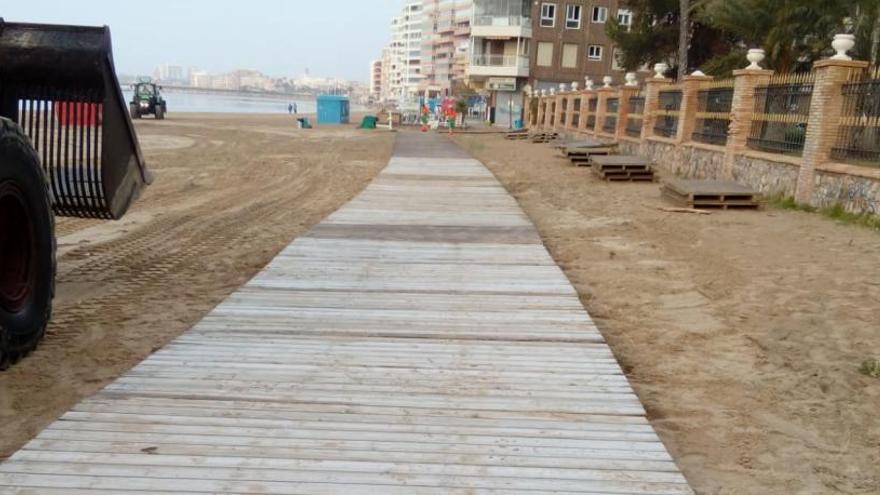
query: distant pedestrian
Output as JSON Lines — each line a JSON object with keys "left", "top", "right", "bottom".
{"left": 293, "top": 103, "right": 298, "bottom": 114}
{"left": 288, "top": 103, "right": 293, "bottom": 114}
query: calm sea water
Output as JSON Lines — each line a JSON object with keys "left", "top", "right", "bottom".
{"left": 122, "top": 90, "right": 362, "bottom": 114}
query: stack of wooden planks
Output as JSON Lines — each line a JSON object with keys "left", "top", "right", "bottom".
{"left": 563, "top": 145, "right": 618, "bottom": 167}
{"left": 591, "top": 155, "right": 655, "bottom": 182}
{"left": 662, "top": 179, "right": 762, "bottom": 209}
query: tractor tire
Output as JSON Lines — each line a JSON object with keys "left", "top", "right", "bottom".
{"left": 0, "top": 118, "right": 55, "bottom": 370}
{"left": 130, "top": 103, "right": 140, "bottom": 119}
{"left": 155, "top": 104, "right": 165, "bottom": 120}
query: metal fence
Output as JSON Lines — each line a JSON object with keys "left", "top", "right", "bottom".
{"left": 693, "top": 79, "right": 734, "bottom": 145}
{"left": 653, "top": 89, "right": 682, "bottom": 138}
{"left": 586, "top": 97, "right": 598, "bottom": 129}
{"left": 571, "top": 97, "right": 581, "bottom": 128}
{"left": 560, "top": 97, "right": 568, "bottom": 127}
{"left": 603, "top": 98, "right": 619, "bottom": 133}
{"left": 747, "top": 72, "right": 815, "bottom": 156}
{"left": 831, "top": 66, "right": 880, "bottom": 167}
{"left": 626, "top": 96, "right": 645, "bottom": 137}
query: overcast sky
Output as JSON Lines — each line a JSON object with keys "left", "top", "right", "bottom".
{"left": 2, "top": 0, "right": 403, "bottom": 81}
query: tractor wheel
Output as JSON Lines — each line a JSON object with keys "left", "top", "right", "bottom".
{"left": 129, "top": 103, "right": 140, "bottom": 119}
{"left": 0, "top": 118, "right": 55, "bottom": 370}
{"left": 155, "top": 104, "right": 165, "bottom": 120}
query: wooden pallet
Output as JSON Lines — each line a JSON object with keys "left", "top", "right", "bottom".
{"left": 504, "top": 130, "right": 530, "bottom": 140}
{"left": 530, "top": 132, "right": 559, "bottom": 143}
{"left": 661, "top": 179, "right": 762, "bottom": 209}
{"left": 598, "top": 170, "right": 656, "bottom": 182}
{"left": 566, "top": 147, "right": 618, "bottom": 167}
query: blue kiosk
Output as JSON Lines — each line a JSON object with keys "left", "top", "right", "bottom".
{"left": 316, "top": 95, "right": 350, "bottom": 125}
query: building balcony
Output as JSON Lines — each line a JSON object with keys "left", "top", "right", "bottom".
{"left": 471, "top": 16, "right": 531, "bottom": 39}
{"left": 467, "top": 54, "right": 529, "bottom": 78}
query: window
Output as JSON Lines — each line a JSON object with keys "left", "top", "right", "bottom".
{"left": 588, "top": 45, "right": 603, "bottom": 61}
{"left": 611, "top": 48, "right": 624, "bottom": 70}
{"left": 540, "top": 3, "right": 556, "bottom": 27}
{"left": 562, "top": 43, "right": 578, "bottom": 68}
{"left": 617, "top": 8, "right": 633, "bottom": 27}
{"left": 565, "top": 5, "right": 582, "bottom": 29}
{"left": 537, "top": 42, "right": 554, "bottom": 67}
{"left": 592, "top": 6, "right": 608, "bottom": 23}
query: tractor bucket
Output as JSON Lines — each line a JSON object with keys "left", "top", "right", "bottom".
{"left": 0, "top": 19, "right": 152, "bottom": 219}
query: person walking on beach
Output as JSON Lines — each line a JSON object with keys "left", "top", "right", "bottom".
{"left": 293, "top": 103, "right": 298, "bottom": 114}
{"left": 288, "top": 103, "right": 293, "bottom": 115}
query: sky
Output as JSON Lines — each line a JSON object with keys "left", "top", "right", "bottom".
{"left": 2, "top": 0, "right": 404, "bottom": 81}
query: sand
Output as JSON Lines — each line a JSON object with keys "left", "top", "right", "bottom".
{"left": 454, "top": 134, "right": 880, "bottom": 494}
{"left": 0, "top": 113, "right": 394, "bottom": 459}
{"left": 2, "top": 116, "right": 877, "bottom": 493}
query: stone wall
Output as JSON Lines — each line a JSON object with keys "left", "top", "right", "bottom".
{"left": 814, "top": 170, "right": 880, "bottom": 214}
{"left": 731, "top": 154, "right": 800, "bottom": 197}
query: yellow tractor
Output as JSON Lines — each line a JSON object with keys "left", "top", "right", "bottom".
{"left": 0, "top": 20, "right": 151, "bottom": 369}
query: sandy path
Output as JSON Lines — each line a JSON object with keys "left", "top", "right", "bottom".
{"left": 455, "top": 134, "right": 880, "bottom": 494}
{"left": 0, "top": 114, "right": 394, "bottom": 458}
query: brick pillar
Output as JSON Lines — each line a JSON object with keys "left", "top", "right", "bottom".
{"left": 723, "top": 68, "right": 773, "bottom": 178}
{"left": 616, "top": 85, "right": 639, "bottom": 139}
{"left": 643, "top": 77, "right": 672, "bottom": 139}
{"left": 796, "top": 59, "right": 869, "bottom": 202}
{"left": 595, "top": 87, "right": 614, "bottom": 136}
{"left": 677, "top": 74, "right": 713, "bottom": 143}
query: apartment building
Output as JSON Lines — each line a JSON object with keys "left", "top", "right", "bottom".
{"left": 529, "top": 1, "right": 635, "bottom": 90}
{"left": 467, "top": 0, "right": 532, "bottom": 125}
{"left": 385, "top": 1, "right": 425, "bottom": 104}
{"left": 420, "top": 0, "right": 473, "bottom": 97}
{"left": 370, "top": 59, "right": 383, "bottom": 101}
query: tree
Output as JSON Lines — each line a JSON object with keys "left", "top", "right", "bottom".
{"left": 678, "top": 0, "right": 690, "bottom": 80}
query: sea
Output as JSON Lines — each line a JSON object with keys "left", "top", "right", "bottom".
{"left": 121, "top": 89, "right": 364, "bottom": 114}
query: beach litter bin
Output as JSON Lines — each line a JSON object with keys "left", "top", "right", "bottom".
{"left": 359, "top": 115, "right": 378, "bottom": 129}
{"left": 317, "top": 95, "right": 350, "bottom": 124}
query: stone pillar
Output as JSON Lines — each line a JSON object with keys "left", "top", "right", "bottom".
{"left": 796, "top": 59, "right": 869, "bottom": 202}
{"left": 642, "top": 77, "right": 673, "bottom": 139}
{"left": 723, "top": 68, "right": 773, "bottom": 177}
{"left": 677, "top": 74, "right": 713, "bottom": 143}
{"left": 616, "top": 85, "right": 640, "bottom": 139}
{"left": 595, "top": 87, "right": 615, "bottom": 136}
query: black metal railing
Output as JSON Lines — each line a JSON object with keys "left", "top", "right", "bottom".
{"left": 693, "top": 84, "right": 733, "bottom": 145}
{"left": 549, "top": 102, "right": 556, "bottom": 126}
{"left": 603, "top": 97, "right": 619, "bottom": 133}
{"left": 571, "top": 97, "right": 581, "bottom": 128}
{"left": 831, "top": 70, "right": 880, "bottom": 167}
{"left": 585, "top": 97, "right": 597, "bottom": 129}
{"left": 560, "top": 98, "right": 567, "bottom": 126}
{"left": 747, "top": 73, "right": 815, "bottom": 156}
{"left": 626, "top": 96, "right": 645, "bottom": 137}
{"left": 653, "top": 90, "right": 682, "bottom": 138}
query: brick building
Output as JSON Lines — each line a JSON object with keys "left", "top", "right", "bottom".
{"left": 528, "top": 1, "right": 634, "bottom": 91}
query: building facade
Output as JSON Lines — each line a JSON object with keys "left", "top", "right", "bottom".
{"left": 420, "top": 0, "right": 473, "bottom": 97}
{"left": 370, "top": 59, "right": 383, "bottom": 101}
{"left": 528, "top": 0, "right": 634, "bottom": 91}
{"left": 466, "top": 0, "right": 533, "bottom": 125}
{"left": 385, "top": 1, "right": 425, "bottom": 105}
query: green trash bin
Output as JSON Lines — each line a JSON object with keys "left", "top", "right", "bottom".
{"left": 360, "top": 115, "right": 378, "bottom": 129}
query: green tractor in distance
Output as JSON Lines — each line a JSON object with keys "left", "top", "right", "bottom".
{"left": 129, "top": 78, "right": 166, "bottom": 119}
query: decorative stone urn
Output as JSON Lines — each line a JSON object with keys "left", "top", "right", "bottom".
{"left": 559, "top": 83, "right": 568, "bottom": 92}
{"left": 602, "top": 76, "right": 613, "bottom": 88}
{"left": 746, "top": 48, "right": 765, "bottom": 70}
{"left": 653, "top": 62, "right": 669, "bottom": 79}
{"left": 585, "top": 78, "right": 595, "bottom": 91}
{"left": 571, "top": 81, "right": 579, "bottom": 91}
{"left": 625, "top": 72, "right": 638, "bottom": 86}
{"left": 831, "top": 34, "right": 856, "bottom": 61}
{"left": 550, "top": 88, "right": 556, "bottom": 96}
{"left": 540, "top": 89, "right": 546, "bottom": 97}
{"left": 690, "top": 69, "right": 706, "bottom": 77}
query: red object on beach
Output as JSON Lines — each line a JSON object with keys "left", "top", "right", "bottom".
{"left": 54, "top": 101, "right": 102, "bottom": 126}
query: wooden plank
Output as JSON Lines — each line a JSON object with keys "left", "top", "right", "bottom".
{"left": 0, "top": 132, "right": 692, "bottom": 494}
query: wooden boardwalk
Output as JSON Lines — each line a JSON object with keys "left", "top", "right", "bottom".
{"left": 0, "top": 133, "right": 693, "bottom": 494}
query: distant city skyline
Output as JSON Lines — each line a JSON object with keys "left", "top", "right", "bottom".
{"left": 1, "top": 0, "right": 405, "bottom": 81}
